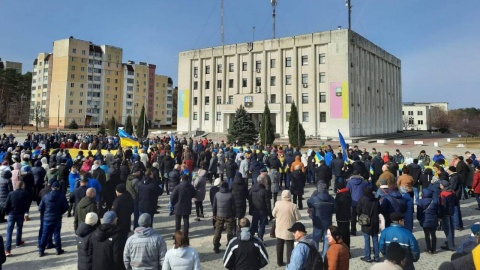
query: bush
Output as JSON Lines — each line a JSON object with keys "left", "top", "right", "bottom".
{"left": 68, "top": 120, "right": 78, "bottom": 129}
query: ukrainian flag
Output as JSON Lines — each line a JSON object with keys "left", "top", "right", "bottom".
{"left": 315, "top": 151, "right": 324, "bottom": 163}
{"left": 170, "top": 132, "right": 175, "bottom": 158}
{"left": 118, "top": 128, "right": 140, "bottom": 148}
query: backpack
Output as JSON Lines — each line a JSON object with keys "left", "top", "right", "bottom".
{"left": 300, "top": 242, "right": 323, "bottom": 270}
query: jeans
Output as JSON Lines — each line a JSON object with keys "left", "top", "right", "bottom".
{"left": 453, "top": 205, "right": 463, "bottom": 229}
{"left": 423, "top": 227, "right": 437, "bottom": 252}
{"left": 39, "top": 219, "right": 62, "bottom": 253}
{"left": 308, "top": 169, "right": 315, "bottom": 184}
{"left": 276, "top": 238, "right": 294, "bottom": 265}
{"left": 133, "top": 198, "right": 139, "bottom": 229}
{"left": 285, "top": 174, "right": 291, "bottom": 190}
{"left": 251, "top": 210, "right": 268, "bottom": 240}
{"left": 175, "top": 215, "right": 190, "bottom": 238}
{"left": 333, "top": 176, "right": 344, "bottom": 193}
{"left": 475, "top": 193, "right": 480, "bottom": 208}
{"left": 6, "top": 214, "right": 24, "bottom": 251}
{"left": 442, "top": 215, "right": 455, "bottom": 248}
{"left": 227, "top": 178, "right": 234, "bottom": 189}
{"left": 363, "top": 233, "right": 379, "bottom": 259}
{"left": 313, "top": 227, "right": 329, "bottom": 259}
{"left": 413, "top": 187, "right": 419, "bottom": 204}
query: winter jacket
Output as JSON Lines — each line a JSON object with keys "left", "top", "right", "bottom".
{"left": 57, "top": 164, "right": 69, "bottom": 184}
{"left": 209, "top": 186, "right": 220, "bottom": 206}
{"left": 372, "top": 156, "right": 384, "bottom": 175}
{"left": 324, "top": 239, "right": 350, "bottom": 270}
{"left": 307, "top": 186, "right": 335, "bottom": 230}
{"left": 167, "top": 169, "right": 180, "bottom": 193}
{"left": 397, "top": 174, "right": 415, "bottom": 192}
{"left": 162, "top": 246, "right": 201, "bottom": 270}
{"left": 357, "top": 194, "right": 380, "bottom": 235}
{"left": 224, "top": 159, "right": 238, "bottom": 180}
{"left": 379, "top": 224, "right": 420, "bottom": 270}
{"left": 419, "top": 172, "right": 433, "bottom": 189}
{"left": 248, "top": 183, "right": 271, "bottom": 216}
{"left": 92, "top": 166, "right": 107, "bottom": 191}
{"left": 4, "top": 188, "right": 31, "bottom": 216}
{"left": 331, "top": 157, "right": 344, "bottom": 177}
{"left": 126, "top": 174, "right": 141, "bottom": 200}
{"left": 401, "top": 192, "right": 414, "bottom": 232}
{"left": 160, "top": 155, "right": 175, "bottom": 176}
{"left": 170, "top": 181, "right": 196, "bottom": 216}
{"left": 380, "top": 190, "right": 407, "bottom": 227}
{"left": 87, "top": 178, "right": 102, "bottom": 202}
{"left": 38, "top": 189, "right": 69, "bottom": 222}
{"left": 273, "top": 190, "right": 301, "bottom": 240}
{"left": 407, "top": 163, "right": 422, "bottom": 183}
{"left": 290, "top": 156, "right": 305, "bottom": 173}
{"left": 449, "top": 173, "right": 462, "bottom": 199}
{"left": 138, "top": 177, "right": 161, "bottom": 215}
{"left": 456, "top": 160, "right": 470, "bottom": 184}
{"left": 76, "top": 222, "right": 97, "bottom": 270}
{"left": 231, "top": 174, "right": 248, "bottom": 218}
{"left": 346, "top": 175, "right": 368, "bottom": 206}
{"left": 69, "top": 171, "right": 81, "bottom": 193}
{"left": 112, "top": 192, "right": 134, "bottom": 234}
{"left": 213, "top": 186, "right": 235, "bottom": 218}
{"left": 416, "top": 188, "right": 440, "bottom": 228}
{"left": 315, "top": 164, "right": 332, "bottom": 185}
{"left": 223, "top": 227, "right": 269, "bottom": 270}
{"left": 439, "top": 190, "right": 457, "bottom": 217}
{"left": 74, "top": 196, "right": 98, "bottom": 231}
{"left": 290, "top": 169, "right": 306, "bottom": 196}
{"left": 123, "top": 227, "right": 167, "bottom": 270}
{"left": 238, "top": 159, "right": 249, "bottom": 179}
{"left": 286, "top": 235, "right": 317, "bottom": 270}
{"left": 32, "top": 160, "right": 46, "bottom": 187}
{"left": 70, "top": 186, "right": 88, "bottom": 206}
{"left": 208, "top": 156, "right": 218, "bottom": 174}
{"left": 193, "top": 170, "right": 207, "bottom": 202}
{"left": 473, "top": 171, "right": 480, "bottom": 194}
{"left": 268, "top": 169, "right": 281, "bottom": 194}
{"left": 91, "top": 223, "right": 125, "bottom": 270}
{"left": 335, "top": 188, "right": 352, "bottom": 222}
{"left": 377, "top": 171, "right": 395, "bottom": 187}
{"left": 430, "top": 181, "right": 442, "bottom": 199}
{"left": 0, "top": 171, "right": 13, "bottom": 204}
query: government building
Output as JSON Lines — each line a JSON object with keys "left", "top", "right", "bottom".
{"left": 177, "top": 29, "right": 402, "bottom": 138}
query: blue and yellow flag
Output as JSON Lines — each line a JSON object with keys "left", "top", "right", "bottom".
{"left": 170, "top": 132, "right": 175, "bottom": 158}
{"left": 338, "top": 130, "right": 348, "bottom": 163}
{"left": 118, "top": 128, "right": 140, "bottom": 148}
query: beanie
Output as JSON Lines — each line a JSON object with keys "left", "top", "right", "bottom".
{"left": 85, "top": 212, "right": 99, "bottom": 226}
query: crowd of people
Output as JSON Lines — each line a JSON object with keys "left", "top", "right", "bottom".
{"left": 0, "top": 131, "right": 478, "bottom": 269}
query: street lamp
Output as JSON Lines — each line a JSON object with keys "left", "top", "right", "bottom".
{"left": 271, "top": 0, "right": 278, "bottom": 39}
{"left": 345, "top": 0, "right": 352, "bottom": 30}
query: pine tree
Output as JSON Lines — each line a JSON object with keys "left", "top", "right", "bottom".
{"left": 98, "top": 122, "right": 106, "bottom": 135}
{"left": 260, "top": 102, "right": 275, "bottom": 145}
{"left": 227, "top": 105, "right": 258, "bottom": 145}
{"left": 108, "top": 116, "right": 117, "bottom": 136}
{"left": 136, "top": 105, "right": 147, "bottom": 138}
{"left": 68, "top": 120, "right": 78, "bottom": 129}
{"left": 125, "top": 116, "right": 133, "bottom": 135}
{"left": 288, "top": 102, "right": 306, "bottom": 147}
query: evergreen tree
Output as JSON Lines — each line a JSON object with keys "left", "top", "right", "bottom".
{"left": 227, "top": 105, "right": 258, "bottom": 145}
{"left": 288, "top": 102, "right": 306, "bottom": 147}
{"left": 125, "top": 115, "right": 133, "bottom": 135}
{"left": 98, "top": 122, "right": 106, "bottom": 135}
{"left": 260, "top": 102, "right": 275, "bottom": 145}
{"left": 108, "top": 116, "right": 117, "bottom": 136}
{"left": 68, "top": 120, "right": 78, "bottom": 129}
{"left": 136, "top": 105, "right": 147, "bottom": 138}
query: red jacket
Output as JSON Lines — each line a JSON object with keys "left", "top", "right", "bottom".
{"left": 473, "top": 171, "right": 480, "bottom": 194}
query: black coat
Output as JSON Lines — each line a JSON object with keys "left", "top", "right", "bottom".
{"left": 119, "top": 164, "right": 130, "bottom": 184}
{"left": 57, "top": 164, "right": 69, "bottom": 182}
{"left": 4, "top": 189, "right": 31, "bottom": 216}
{"left": 171, "top": 181, "right": 196, "bottom": 216}
{"left": 76, "top": 222, "right": 96, "bottom": 270}
{"left": 231, "top": 176, "right": 248, "bottom": 218}
{"left": 32, "top": 161, "right": 46, "bottom": 186}
{"left": 225, "top": 160, "right": 238, "bottom": 179}
{"left": 456, "top": 160, "right": 470, "bottom": 184}
{"left": 91, "top": 224, "right": 125, "bottom": 270}
{"left": 74, "top": 196, "right": 98, "bottom": 231}
{"left": 92, "top": 167, "right": 107, "bottom": 190}
{"left": 105, "top": 167, "right": 120, "bottom": 206}
{"left": 0, "top": 175, "right": 13, "bottom": 203}
{"left": 335, "top": 189, "right": 352, "bottom": 222}
{"left": 331, "top": 158, "right": 344, "bottom": 177}
{"left": 209, "top": 186, "right": 220, "bottom": 207}
{"left": 290, "top": 170, "right": 306, "bottom": 195}
{"left": 315, "top": 164, "right": 332, "bottom": 185}
{"left": 419, "top": 172, "right": 433, "bottom": 189}
{"left": 449, "top": 173, "right": 462, "bottom": 199}
{"left": 160, "top": 155, "right": 175, "bottom": 176}
{"left": 213, "top": 187, "right": 236, "bottom": 218}
{"left": 137, "top": 177, "right": 161, "bottom": 215}
{"left": 112, "top": 192, "right": 134, "bottom": 234}
{"left": 168, "top": 169, "right": 180, "bottom": 193}
{"left": 70, "top": 186, "right": 87, "bottom": 205}
{"left": 356, "top": 195, "right": 380, "bottom": 235}
{"left": 248, "top": 183, "right": 271, "bottom": 216}
{"left": 267, "top": 155, "right": 282, "bottom": 171}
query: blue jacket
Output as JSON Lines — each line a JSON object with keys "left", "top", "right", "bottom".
{"left": 69, "top": 172, "right": 81, "bottom": 193}
{"left": 87, "top": 178, "right": 102, "bottom": 202}
{"left": 379, "top": 224, "right": 420, "bottom": 270}
{"left": 401, "top": 192, "right": 414, "bottom": 232}
{"left": 429, "top": 181, "right": 441, "bottom": 200}
{"left": 346, "top": 176, "right": 368, "bottom": 206}
{"left": 38, "top": 189, "right": 69, "bottom": 221}
{"left": 287, "top": 235, "right": 317, "bottom": 270}
{"left": 307, "top": 190, "right": 335, "bottom": 230}
{"left": 416, "top": 188, "right": 440, "bottom": 228}
{"left": 381, "top": 190, "right": 407, "bottom": 227}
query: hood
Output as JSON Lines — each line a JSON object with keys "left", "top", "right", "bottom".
{"left": 78, "top": 197, "right": 96, "bottom": 209}
{"left": 172, "top": 247, "right": 194, "bottom": 258}
{"left": 1, "top": 170, "right": 12, "bottom": 179}
{"left": 422, "top": 188, "right": 433, "bottom": 198}
{"left": 12, "top": 163, "right": 21, "bottom": 171}
{"left": 251, "top": 183, "right": 265, "bottom": 192}
{"left": 91, "top": 164, "right": 100, "bottom": 171}
{"left": 299, "top": 234, "right": 316, "bottom": 247}
{"left": 348, "top": 176, "right": 365, "bottom": 184}
{"left": 281, "top": 190, "right": 292, "bottom": 201}
{"left": 134, "top": 227, "right": 155, "bottom": 237}
{"left": 93, "top": 224, "right": 119, "bottom": 242}
{"left": 219, "top": 186, "right": 230, "bottom": 193}
{"left": 388, "top": 190, "right": 403, "bottom": 199}
{"left": 41, "top": 157, "right": 48, "bottom": 165}
{"left": 239, "top": 227, "right": 252, "bottom": 241}
{"left": 76, "top": 222, "right": 96, "bottom": 237}
{"left": 34, "top": 160, "right": 42, "bottom": 167}
{"left": 198, "top": 169, "right": 207, "bottom": 177}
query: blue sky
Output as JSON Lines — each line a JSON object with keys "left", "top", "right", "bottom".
{"left": 1, "top": 0, "right": 479, "bottom": 108}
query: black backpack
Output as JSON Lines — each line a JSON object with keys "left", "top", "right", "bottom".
{"left": 300, "top": 242, "right": 323, "bottom": 270}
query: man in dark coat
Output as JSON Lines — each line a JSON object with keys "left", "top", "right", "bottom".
{"left": 290, "top": 165, "right": 306, "bottom": 210}
{"left": 371, "top": 153, "right": 384, "bottom": 192}
{"left": 225, "top": 158, "right": 239, "bottom": 187}
{"left": 357, "top": 187, "right": 381, "bottom": 262}
{"left": 315, "top": 160, "right": 332, "bottom": 189}
{"left": 456, "top": 156, "right": 470, "bottom": 200}
{"left": 104, "top": 161, "right": 121, "bottom": 211}
{"left": 31, "top": 160, "right": 46, "bottom": 203}
{"left": 212, "top": 181, "right": 236, "bottom": 253}
{"left": 38, "top": 181, "right": 69, "bottom": 256}
{"left": 137, "top": 170, "right": 161, "bottom": 223}
{"left": 112, "top": 184, "right": 133, "bottom": 245}
{"left": 346, "top": 171, "right": 369, "bottom": 236}
{"left": 210, "top": 178, "right": 222, "bottom": 229}
{"left": 331, "top": 153, "right": 345, "bottom": 193}
{"left": 4, "top": 181, "right": 31, "bottom": 255}
{"left": 231, "top": 172, "right": 248, "bottom": 223}
{"left": 335, "top": 181, "right": 352, "bottom": 248}
{"left": 91, "top": 211, "right": 124, "bottom": 270}
{"left": 447, "top": 166, "right": 464, "bottom": 230}
{"left": 170, "top": 174, "right": 196, "bottom": 239}
{"left": 248, "top": 175, "right": 271, "bottom": 241}
{"left": 92, "top": 160, "right": 106, "bottom": 213}
{"left": 75, "top": 212, "right": 99, "bottom": 270}
{"left": 69, "top": 177, "right": 88, "bottom": 217}
{"left": 160, "top": 153, "right": 175, "bottom": 193}
{"left": 56, "top": 159, "right": 70, "bottom": 195}
{"left": 74, "top": 188, "right": 98, "bottom": 231}
{"left": 167, "top": 164, "right": 181, "bottom": 195}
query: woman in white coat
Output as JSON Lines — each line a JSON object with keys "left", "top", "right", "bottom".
{"left": 162, "top": 230, "right": 201, "bottom": 270}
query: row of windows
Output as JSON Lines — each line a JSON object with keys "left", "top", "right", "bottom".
{"left": 194, "top": 54, "right": 327, "bottom": 76}
{"left": 192, "top": 111, "right": 327, "bottom": 123}
{"left": 192, "top": 92, "right": 327, "bottom": 106}
{"left": 402, "top": 111, "right": 424, "bottom": 116}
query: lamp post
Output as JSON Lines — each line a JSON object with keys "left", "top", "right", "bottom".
{"left": 57, "top": 95, "right": 60, "bottom": 132}
{"left": 271, "top": 0, "right": 278, "bottom": 39}
{"left": 345, "top": 0, "right": 352, "bottom": 30}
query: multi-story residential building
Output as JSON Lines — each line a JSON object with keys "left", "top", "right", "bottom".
{"left": 30, "top": 53, "right": 53, "bottom": 127}
{"left": 153, "top": 75, "right": 174, "bottom": 127}
{"left": 0, "top": 58, "right": 22, "bottom": 73}
{"left": 177, "top": 29, "right": 402, "bottom": 138}
{"left": 402, "top": 102, "right": 448, "bottom": 131}
{"left": 30, "top": 37, "right": 174, "bottom": 129}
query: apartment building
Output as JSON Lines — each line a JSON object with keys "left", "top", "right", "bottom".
{"left": 0, "top": 58, "right": 22, "bottom": 73}
{"left": 402, "top": 102, "right": 448, "bottom": 131}
{"left": 30, "top": 53, "right": 53, "bottom": 127}
{"left": 177, "top": 29, "right": 402, "bottom": 138}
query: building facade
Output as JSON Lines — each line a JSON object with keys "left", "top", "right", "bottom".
{"left": 402, "top": 102, "right": 448, "bottom": 131}
{"left": 0, "top": 58, "right": 22, "bottom": 73}
{"left": 30, "top": 37, "right": 174, "bottom": 129}
{"left": 177, "top": 29, "right": 402, "bottom": 138}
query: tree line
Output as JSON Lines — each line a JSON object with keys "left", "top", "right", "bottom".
{"left": 0, "top": 69, "right": 32, "bottom": 128}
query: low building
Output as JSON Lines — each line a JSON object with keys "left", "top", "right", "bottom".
{"left": 402, "top": 102, "right": 448, "bottom": 131}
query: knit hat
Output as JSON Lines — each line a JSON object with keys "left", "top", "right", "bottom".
{"left": 448, "top": 166, "right": 456, "bottom": 172}
{"left": 471, "top": 223, "right": 480, "bottom": 235}
{"left": 102, "top": 211, "right": 117, "bottom": 224}
{"left": 213, "top": 178, "right": 222, "bottom": 187}
{"left": 85, "top": 212, "right": 99, "bottom": 226}
{"left": 138, "top": 213, "right": 152, "bottom": 227}
{"left": 386, "top": 242, "right": 406, "bottom": 265}
{"left": 440, "top": 180, "right": 450, "bottom": 188}
{"left": 51, "top": 181, "right": 60, "bottom": 188}
{"left": 116, "top": 184, "right": 126, "bottom": 194}
{"left": 317, "top": 182, "right": 327, "bottom": 193}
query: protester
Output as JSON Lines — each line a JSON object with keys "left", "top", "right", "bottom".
{"left": 193, "top": 169, "right": 207, "bottom": 221}
{"left": 416, "top": 188, "right": 440, "bottom": 254}
{"left": 112, "top": 183, "right": 134, "bottom": 244}
{"left": 212, "top": 181, "right": 236, "bottom": 253}
{"left": 137, "top": 169, "right": 162, "bottom": 223}
{"left": 290, "top": 165, "right": 306, "bottom": 210}
{"left": 162, "top": 230, "right": 201, "bottom": 270}
{"left": 371, "top": 242, "right": 406, "bottom": 270}
{"left": 357, "top": 187, "right": 380, "bottom": 263}
{"left": 4, "top": 181, "right": 31, "bottom": 256}
{"left": 76, "top": 212, "right": 99, "bottom": 270}
{"left": 334, "top": 181, "right": 352, "bottom": 249}
{"left": 286, "top": 222, "right": 318, "bottom": 270}
{"left": 74, "top": 188, "right": 98, "bottom": 231}
{"left": 249, "top": 174, "right": 272, "bottom": 241}
{"left": 439, "top": 180, "right": 457, "bottom": 251}
{"left": 324, "top": 225, "right": 349, "bottom": 270}
{"left": 91, "top": 211, "right": 124, "bottom": 270}
{"left": 170, "top": 174, "right": 196, "bottom": 239}
{"left": 346, "top": 170, "right": 369, "bottom": 236}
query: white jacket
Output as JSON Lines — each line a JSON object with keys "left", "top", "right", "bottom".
{"left": 162, "top": 246, "right": 201, "bottom": 270}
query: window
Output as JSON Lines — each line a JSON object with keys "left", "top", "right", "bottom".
{"left": 70, "top": 100, "right": 74, "bottom": 105}
{"left": 285, "top": 57, "right": 292, "bottom": 67}
{"left": 193, "top": 81, "right": 198, "bottom": 90}
{"left": 286, "top": 112, "right": 291, "bottom": 120}
{"left": 82, "top": 50, "right": 85, "bottom": 55}
{"left": 270, "top": 94, "right": 276, "bottom": 103}
{"left": 80, "top": 92, "right": 83, "bottom": 96}
{"left": 205, "top": 112, "right": 210, "bottom": 121}
{"left": 217, "top": 96, "right": 221, "bottom": 104}
{"left": 255, "top": 61, "right": 261, "bottom": 71}
{"left": 303, "top": 112, "right": 309, "bottom": 122}
{"left": 193, "top": 112, "right": 198, "bottom": 120}
{"left": 69, "top": 109, "right": 73, "bottom": 114}
{"left": 302, "top": 93, "right": 309, "bottom": 104}
{"left": 79, "top": 101, "right": 83, "bottom": 105}
{"left": 319, "top": 112, "right": 326, "bottom": 122}
{"left": 70, "top": 83, "right": 75, "bottom": 87}
{"left": 205, "top": 97, "right": 210, "bottom": 105}
{"left": 302, "top": 74, "right": 308, "bottom": 84}
{"left": 106, "top": 78, "right": 110, "bottom": 83}
{"left": 285, "top": 75, "right": 292, "bottom": 85}
{"left": 70, "top": 91, "right": 74, "bottom": 96}
{"left": 319, "top": 72, "right": 326, "bottom": 83}
{"left": 71, "top": 66, "right": 76, "bottom": 71}
{"left": 70, "top": 74, "right": 75, "bottom": 79}
{"left": 408, "top": 111, "right": 414, "bottom": 116}
{"left": 256, "top": 77, "right": 261, "bottom": 87}
{"left": 242, "top": 78, "right": 247, "bottom": 87}
{"left": 270, "top": 76, "right": 276, "bottom": 86}
{"left": 286, "top": 94, "right": 293, "bottom": 104}
{"left": 301, "top": 55, "right": 308, "bottom": 66}
{"left": 79, "top": 109, "right": 83, "bottom": 113}
{"left": 80, "top": 84, "right": 84, "bottom": 88}
{"left": 71, "top": 57, "right": 76, "bottom": 62}
{"left": 193, "top": 67, "right": 198, "bottom": 76}
{"left": 242, "top": 62, "right": 247, "bottom": 71}
{"left": 217, "top": 64, "right": 222, "bottom": 73}
{"left": 319, "top": 53, "right": 326, "bottom": 64}
{"left": 319, "top": 92, "right": 326, "bottom": 103}
{"left": 408, "top": 118, "right": 414, "bottom": 125}
{"left": 217, "top": 80, "right": 222, "bottom": 89}
{"left": 205, "top": 81, "right": 210, "bottom": 89}
{"left": 417, "top": 111, "right": 423, "bottom": 116}
{"left": 205, "top": 65, "right": 210, "bottom": 74}
{"left": 216, "top": 112, "right": 221, "bottom": 121}
{"left": 229, "top": 63, "right": 234, "bottom": 72}
{"left": 193, "top": 97, "right": 198, "bottom": 105}
{"left": 270, "top": 59, "right": 276, "bottom": 68}
{"left": 72, "top": 48, "right": 76, "bottom": 53}
{"left": 418, "top": 120, "right": 424, "bottom": 125}
{"left": 402, "top": 111, "right": 404, "bottom": 115}
{"left": 228, "top": 79, "right": 234, "bottom": 88}
{"left": 228, "top": 95, "right": 233, "bottom": 104}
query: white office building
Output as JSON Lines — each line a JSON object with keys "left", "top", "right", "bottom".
{"left": 402, "top": 102, "right": 448, "bottom": 131}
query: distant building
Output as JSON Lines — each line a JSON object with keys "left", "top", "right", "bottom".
{"left": 177, "top": 29, "right": 402, "bottom": 138}
{"left": 0, "top": 58, "right": 22, "bottom": 73}
{"left": 402, "top": 102, "right": 448, "bottom": 131}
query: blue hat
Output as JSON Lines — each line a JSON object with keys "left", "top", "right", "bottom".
{"left": 51, "top": 181, "right": 60, "bottom": 188}
{"left": 21, "top": 166, "right": 31, "bottom": 173}
{"left": 471, "top": 223, "right": 480, "bottom": 235}
{"left": 102, "top": 211, "right": 117, "bottom": 224}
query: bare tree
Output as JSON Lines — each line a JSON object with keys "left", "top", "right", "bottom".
{"left": 402, "top": 116, "right": 416, "bottom": 131}
{"left": 429, "top": 106, "right": 450, "bottom": 132}
{"left": 31, "top": 103, "right": 45, "bottom": 131}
